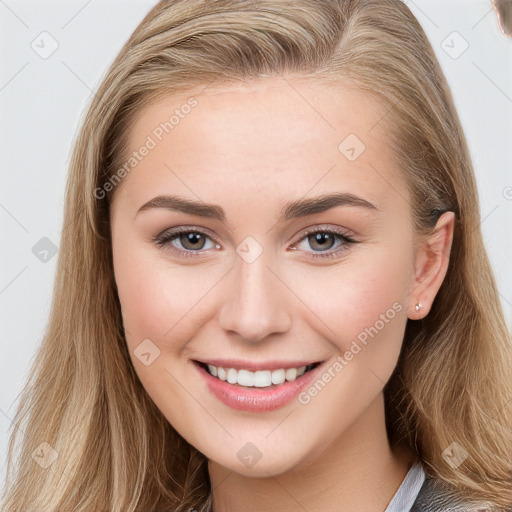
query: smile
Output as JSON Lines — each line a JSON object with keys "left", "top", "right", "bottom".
{"left": 201, "top": 362, "right": 321, "bottom": 388}
{"left": 193, "top": 359, "right": 325, "bottom": 412}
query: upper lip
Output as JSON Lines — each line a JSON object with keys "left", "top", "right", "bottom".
{"left": 193, "top": 358, "right": 324, "bottom": 371}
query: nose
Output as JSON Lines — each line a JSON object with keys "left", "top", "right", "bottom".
{"left": 218, "top": 251, "right": 292, "bottom": 344}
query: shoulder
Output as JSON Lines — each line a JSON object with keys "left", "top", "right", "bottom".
{"left": 411, "top": 472, "right": 510, "bottom": 512}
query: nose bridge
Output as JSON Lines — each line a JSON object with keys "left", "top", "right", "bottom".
{"left": 218, "top": 246, "right": 291, "bottom": 343}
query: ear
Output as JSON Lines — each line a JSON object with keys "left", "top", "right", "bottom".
{"left": 407, "top": 211, "right": 455, "bottom": 319}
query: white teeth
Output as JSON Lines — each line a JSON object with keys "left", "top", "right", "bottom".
{"left": 237, "top": 369, "right": 254, "bottom": 387}
{"left": 271, "top": 368, "right": 285, "bottom": 385}
{"left": 285, "top": 367, "right": 297, "bottom": 381}
{"left": 227, "top": 368, "right": 238, "bottom": 384}
{"left": 204, "top": 363, "right": 313, "bottom": 388}
{"left": 253, "top": 370, "right": 271, "bottom": 387}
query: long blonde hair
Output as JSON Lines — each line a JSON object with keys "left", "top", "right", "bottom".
{"left": 2, "top": 0, "right": 511, "bottom": 510}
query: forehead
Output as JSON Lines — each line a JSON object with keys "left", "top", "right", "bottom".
{"left": 129, "top": 76, "right": 389, "bottom": 149}
{"left": 114, "top": 76, "right": 407, "bottom": 218}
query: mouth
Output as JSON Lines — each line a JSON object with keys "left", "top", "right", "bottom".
{"left": 194, "top": 360, "right": 323, "bottom": 389}
{"left": 192, "top": 358, "right": 326, "bottom": 412}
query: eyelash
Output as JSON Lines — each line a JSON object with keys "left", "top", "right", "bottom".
{"left": 153, "top": 225, "right": 358, "bottom": 260}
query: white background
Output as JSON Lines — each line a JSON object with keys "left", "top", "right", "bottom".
{"left": 1, "top": 0, "right": 511, "bottom": 489}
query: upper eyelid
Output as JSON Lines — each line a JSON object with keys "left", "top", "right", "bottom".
{"left": 300, "top": 224, "right": 356, "bottom": 239}
{"left": 155, "top": 224, "right": 215, "bottom": 237}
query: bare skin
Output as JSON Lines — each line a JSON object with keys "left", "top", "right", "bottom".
{"left": 110, "top": 75, "right": 454, "bottom": 511}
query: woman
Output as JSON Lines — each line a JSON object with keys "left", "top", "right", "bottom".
{"left": 2, "top": 0, "right": 511, "bottom": 510}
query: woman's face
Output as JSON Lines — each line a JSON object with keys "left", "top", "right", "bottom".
{"left": 110, "top": 77, "right": 429, "bottom": 477}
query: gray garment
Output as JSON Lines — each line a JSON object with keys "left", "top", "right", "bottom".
{"left": 411, "top": 473, "right": 509, "bottom": 512}
{"left": 384, "top": 460, "right": 510, "bottom": 512}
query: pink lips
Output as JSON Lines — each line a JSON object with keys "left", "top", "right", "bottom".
{"left": 193, "top": 360, "right": 324, "bottom": 412}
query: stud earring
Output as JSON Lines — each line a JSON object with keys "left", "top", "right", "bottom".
{"left": 415, "top": 303, "right": 423, "bottom": 311}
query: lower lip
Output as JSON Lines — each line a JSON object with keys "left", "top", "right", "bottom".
{"left": 193, "top": 361, "right": 324, "bottom": 412}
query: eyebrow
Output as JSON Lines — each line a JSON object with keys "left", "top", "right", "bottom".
{"left": 135, "top": 192, "right": 379, "bottom": 224}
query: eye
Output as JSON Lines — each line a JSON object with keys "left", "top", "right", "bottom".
{"left": 153, "top": 227, "right": 219, "bottom": 258}
{"left": 292, "top": 226, "right": 358, "bottom": 260}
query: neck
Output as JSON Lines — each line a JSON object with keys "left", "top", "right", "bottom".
{"left": 208, "top": 393, "right": 416, "bottom": 512}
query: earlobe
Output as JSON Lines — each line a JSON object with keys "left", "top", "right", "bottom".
{"left": 408, "top": 211, "right": 455, "bottom": 319}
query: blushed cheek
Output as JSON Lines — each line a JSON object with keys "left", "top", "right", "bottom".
{"left": 340, "top": 254, "right": 411, "bottom": 375}
{"left": 113, "top": 245, "right": 171, "bottom": 350}
{"left": 114, "top": 249, "right": 220, "bottom": 356}
{"left": 284, "top": 249, "right": 411, "bottom": 366}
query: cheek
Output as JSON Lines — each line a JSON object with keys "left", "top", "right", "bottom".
{"left": 113, "top": 242, "right": 221, "bottom": 354}
{"left": 284, "top": 243, "right": 412, "bottom": 366}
